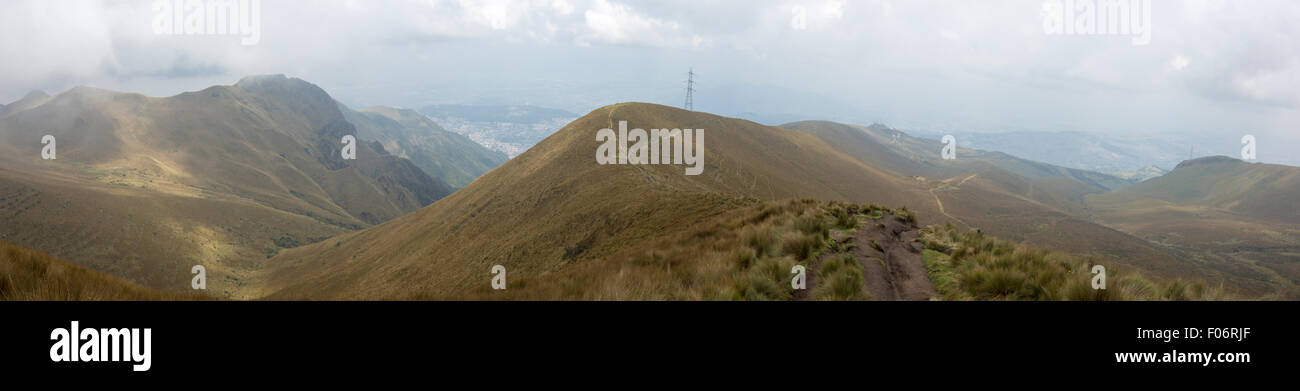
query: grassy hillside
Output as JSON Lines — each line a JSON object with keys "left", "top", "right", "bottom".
{"left": 454, "top": 199, "right": 1232, "bottom": 301}
{"left": 0, "top": 240, "right": 200, "bottom": 300}
{"left": 453, "top": 199, "right": 917, "bottom": 300}
{"left": 263, "top": 102, "right": 928, "bottom": 299}
{"left": 0, "top": 75, "right": 449, "bottom": 297}
{"left": 261, "top": 103, "right": 1226, "bottom": 300}
{"left": 783, "top": 121, "right": 1130, "bottom": 213}
{"left": 343, "top": 105, "right": 507, "bottom": 188}
{"left": 1086, "top": 156, "right": 1300, "bottom": 298}
{"left": 779, "top": 121, "right": 1231, "bottom": 292}
{"left": 1091, "top": 156, "right": 1300, "bottom": 222}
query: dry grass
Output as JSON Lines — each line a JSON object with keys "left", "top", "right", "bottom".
{"left": 811, "top": 253, "right": 870, "bottom": 300}
{"left": 0, "top": 240, "right": 203, "bottom": 300}
{"left": 918, "top": 224, "right": 1233, "bottom": 301}
{"left": 454, "top": 199, "right": 857, "bottom": 300}
{"left": 456, "top": 199, "right": 899, "bottom": 300}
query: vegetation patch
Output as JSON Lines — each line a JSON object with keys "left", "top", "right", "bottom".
{"left": 918, "top": 224, "right": 1229, "bottom": 301}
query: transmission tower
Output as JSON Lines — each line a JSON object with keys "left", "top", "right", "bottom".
{"left": 684, "top": 68, "right": 695, "bottom": 111}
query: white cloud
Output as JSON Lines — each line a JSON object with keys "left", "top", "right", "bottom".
{"left": 0, "top": 0, "right": 1296, "bottom": 157}
{"left": 0, "top": 1, "right": 115, "bottom": 83}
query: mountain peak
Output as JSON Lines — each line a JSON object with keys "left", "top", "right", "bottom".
{"left": 22, "top": 90, "right": 49, "bottom": 101}
{"left": 233, "top": 74, "right": 329, "bottom": 96}
{"left": 6, "top": 89, "right": 51, "bottom": 106}
{"left": 1175, "top": 155, "right": 1242, "bottom": 170}
{"left": 234, "top": 73, "right": 290, "bottom": 86}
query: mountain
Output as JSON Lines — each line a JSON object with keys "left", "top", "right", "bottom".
{"left": 261, "top": 103, "right": 1220, "bottom": 299}
{"left": 0, "top": 75, "right": 449, "bottom": 297}
{"left": 419, "top": 104, "right": 579, "bottom": 158}
{"left": 1094, "top": 156, "right": 1299, "bottom": 221}
{"left": 342, "top": 105, "right": 507, "bottom": 188}
{"left": 1086, "top": 156, "right": 1300, "bottom": 297}
{"left": 0, "top": 90, "right": 51, "bottom": 117}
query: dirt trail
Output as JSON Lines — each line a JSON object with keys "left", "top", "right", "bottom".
{"left": 929, "top": 174, "right": 972, "bottom": 226}
{"left": 850, "top": 214, "right": 937, "bottom": 301}
{"left": 796, "top": 212, "right": 938, "bottom": 301}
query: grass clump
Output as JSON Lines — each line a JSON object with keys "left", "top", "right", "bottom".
{"left": 833, "top": 208, "right": 858, "bottom": 229}
{"left": 812, "top": 254, "right": 870, "bottom": 300}
{"left": 780, "top": 231, "right": 821, "bottom": 261}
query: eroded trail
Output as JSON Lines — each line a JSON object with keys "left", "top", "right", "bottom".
{"left": 849, "top": 215, "right": 937, "bottom": 301}
{"left": 796, "top": 211, "right": 938, "bottom": 301}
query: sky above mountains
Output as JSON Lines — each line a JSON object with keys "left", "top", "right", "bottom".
{"left": 2, "top": 0, "right": 1296, "bottom": 165}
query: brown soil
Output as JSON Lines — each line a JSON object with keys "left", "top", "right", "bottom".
{"left": 795, "top": 212, "right": 937, "bottom": 301}
{"left": 852, "top": 214, "right": 937, "bottom": 300}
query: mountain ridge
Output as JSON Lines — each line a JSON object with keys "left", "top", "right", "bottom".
{"left": 0, "top": 75, "right": 453, "bottom": 297}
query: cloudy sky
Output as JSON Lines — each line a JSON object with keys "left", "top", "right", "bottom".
{"left": 2, "top": 0, "right": 1297, "bottom": 164}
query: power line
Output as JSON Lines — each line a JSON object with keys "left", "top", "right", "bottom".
{"left": 684, "top": 68, "right": 695, "bottom": 111}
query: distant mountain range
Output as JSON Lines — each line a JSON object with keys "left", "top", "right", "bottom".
{"left": 905, "top": 129, "right": 1257, "bottom": 176}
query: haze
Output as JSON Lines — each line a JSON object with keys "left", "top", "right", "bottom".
{"left": 2, "top": 0, "right": 1296, "bottom": 165}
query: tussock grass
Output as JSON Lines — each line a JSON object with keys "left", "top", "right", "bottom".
{"left": 812, "top": 254, "right": 870, "bottom": 300}
{"left": 918, "top": 225, "right": 1229, "bottom": 301}
{"left": 0, "top": 241, "right": 202, "bottom": 301}
{"left": 833, "top": 208, "right": 858, "bottom": 229}
{"left": 470, "top": 198, "right": 884, "bottom": 300}
{"left": 781, "top": 231, "right": 821, "bottom": 261}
